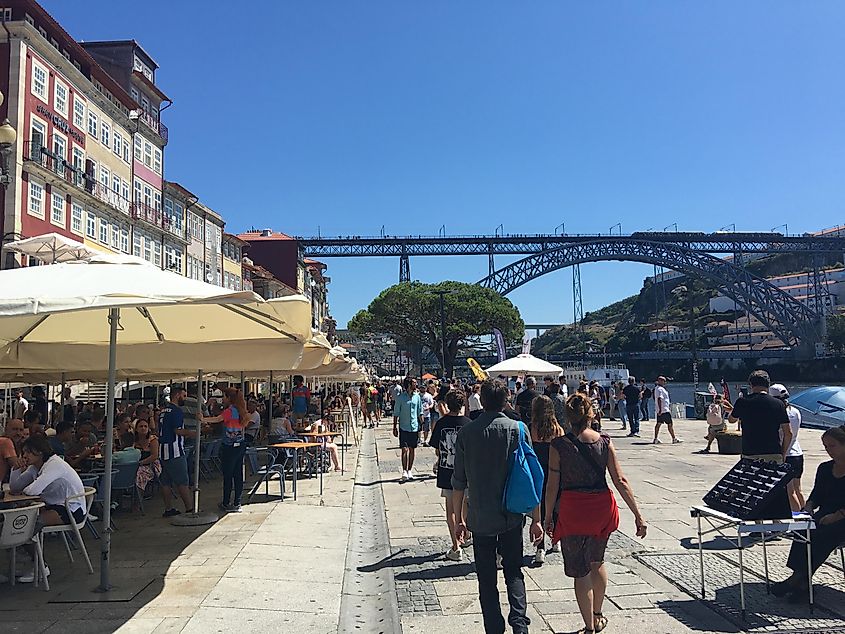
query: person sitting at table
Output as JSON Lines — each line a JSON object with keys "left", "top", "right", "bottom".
{"left": 0, "top": 418, "right": 26, "bottom": 483}
{"left": 113, "top": 432, "right": 142, "bottom": 465}
{"left": 134, "top": 418, "right": 161, "bottom": 504}
{"left": 90, "top": 407, "right": 107, "bottom": 436}
{"left": 132, "top": 404, "right": 153, "bottom": 436}
{"left": 773, "top": 425, "right": 845, "bottom": 601}
{"left": 65, "top": 422, "right": 100, "bottom": 470}
{"left": 49, "top": 420, "right": 76, "bottom": 457}
{"left": 24, "top": 409, "right": 44, "bottom": 436}
{"left": 9, "top": 434, "right": 87, "bottom": 582}
{"left": 270, "top": 405, "right": 296, "bottom": 439}
{"left": 114, "top": 414, "right": 135, "bottom": 449}
{"left": 314, "top": 411, "right": 341, "bottom": 472}
{"left": 245, "top": 399, "right": 261, "bottom": 445}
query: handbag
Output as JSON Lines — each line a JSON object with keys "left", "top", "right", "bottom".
{"left": 502, "top": 423, "right": 545, "bottom": 514}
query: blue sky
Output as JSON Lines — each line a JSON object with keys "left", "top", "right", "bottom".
{"left": 48, "top": 1, "right": 845, "bottom": 327}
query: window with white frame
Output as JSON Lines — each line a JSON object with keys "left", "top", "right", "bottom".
{"left": 86, "top": 211, "right": 96, "bottom": 238}
{"left": 143, "top": 140, "right": 153, "bottom": 168}
{"left": 51, "top": 190, "right": 65, "bottom": 226}
{"left": 54, "top": 80, "right": 68, "bottom": 117}
{"left": 111, "top": 222, "right": 120, "bottom": 250}
{"left": 88, "top": 111, "right": 98, "bottom": 138}
{"left": 71, "top": 202, "right": 83, "bottom": 235}
{"left": 31, "top": 60, "right": 48, "bottom": 101}
{"left": 52, "top": 132, "right": 66, "bottom": 166}
{"left": 113, "top": 131, "right": 122, "bottom": 158}
{"left": 130, "top": 86, "right": 140, "bottom": 103}
{"left": 73, "top": 96, "right": 85, "bottom": 129}
{"left": 28, "top": 179, "right": 44, "bottom": 218}
{"left": 154, "top": 191, "right": 161, "bottom": 211}
{"left": 99, "top": 164, "right": 110, "bottom": 190}
{"left": 101, "top": 121, "right": 110, "bottom": 147}
{"left": 133, "top": 180, "right": 142, "bottom": 203}
{"left": 121, "top": 179, "right": 129, "bottom": 202}
{"left": 172, "top": 202, "right": 184, "bottom": 234}
{"left": 99, "top": 218, "right": 109, "bottom": 245}
{"left": 143, "top": 235, "right": 152, "bottom": 262}
{"left": 133, "top": 233, "right": 141, "bottom": 257}
{"left": 143, "top": 184, "right": 153, "bottom": 208}
{"left": 120, "top": 226, "right": 129, "bottom": 253}
{"left": 153, "top": 240, "right": 161, "bottom": 267}
{"left": 133, "top": 135, "right": 142, "bottom": 161}
{"left": 153, "top": 147, "right": 162, "bottom": 174}
{"left": 122, "top": 140, "right": 130, "bottom": 163}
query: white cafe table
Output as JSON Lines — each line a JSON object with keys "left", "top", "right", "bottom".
{"left": 690, "top": 505, "right": 815, "bottom": 619}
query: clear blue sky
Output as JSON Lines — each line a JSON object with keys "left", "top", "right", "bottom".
{"left": 48, "top": 1, "right": 845, "bottom": 327}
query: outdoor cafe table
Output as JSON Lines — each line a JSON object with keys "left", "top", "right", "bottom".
{"left": 690, "top": 505, "right": 815, "bottom": 619}
{"left": 0, "top": 484, "right": 40, "bottom": 506}
{"left": 298, "top": 430, "right": 345, "bottom": 474}
{"left": 271, "top": 442, "right": 321, "bottom": 500}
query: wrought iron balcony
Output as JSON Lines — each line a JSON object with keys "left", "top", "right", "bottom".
{"left": 138, "top": 111, "right": 168, "bottom": 143}
{"left": 23, "top": 141, "right": 131, "bottom": 215}
{"left": 131, "top": 201, "right": 170, "bottom": 230}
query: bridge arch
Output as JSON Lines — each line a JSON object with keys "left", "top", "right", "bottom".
{"left": 476, "top": 239, "right": 821, "bottom": 347}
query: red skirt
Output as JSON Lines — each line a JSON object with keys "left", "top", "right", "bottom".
{"left": 553, "top": 489, "right": 619, "bottom": 544}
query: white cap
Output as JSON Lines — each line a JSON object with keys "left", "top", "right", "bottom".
{"left": 769, "top": 384, "right": 789, "bottom": 399}
{"left": 162, "top": 386, "right": 171, "bottom": 396}
{"left": 212, "top": 389, "right": 223, "bottom": 398}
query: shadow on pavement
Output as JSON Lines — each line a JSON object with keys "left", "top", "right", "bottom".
{"left": 655, "top": 599, "right": 742, "bottom": 633}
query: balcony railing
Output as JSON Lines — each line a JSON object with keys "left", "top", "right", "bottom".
{"left": 139, "top": 111, "right": 168, "bottom": 143}
{"left": 23, "top": 141, "right": 131, "bottom": 215}
{"left": 131, "top": 201, "right": 170, "bottom": 230}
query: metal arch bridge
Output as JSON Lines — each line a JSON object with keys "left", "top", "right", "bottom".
{"left": 476, "top": 239, "right": 822, "bottom": 349}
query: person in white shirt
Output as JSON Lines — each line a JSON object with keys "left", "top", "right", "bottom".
{"left": 9, "top": 434, "right": 86, "bottom": 582}
{"left": 245, "top": 399, "right": 262, "bottom": 443}
{"left": 770, "top": 384, "right": 805, "bottom": 511}
{"left": 652, "top": 376, "right": 681, "bottom": 445}
{"left": 14, "top": 390, "right": 28, "bottom": 420}
{"left": 468, "top": 384, "right": 483, "bottom": 414}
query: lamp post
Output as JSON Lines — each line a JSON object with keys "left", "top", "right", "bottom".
{"left": 0, "top": 88, "right": 16, "bottom": 187}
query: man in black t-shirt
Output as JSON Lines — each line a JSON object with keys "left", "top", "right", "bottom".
{"left": 728, "top": 370, "right": 791, "bottom": 462}
{"left": 429, "top": 390, "right": 471, "bottom": 562}
{"left": 622, "top": 377, "right": 642, "bottom": 437}
{"left": 515, "top": 376, "right": 539, "bottom": 424}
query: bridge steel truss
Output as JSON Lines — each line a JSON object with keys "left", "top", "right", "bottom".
{"left": 476, "top": 239, "right": 823, "bottom": 348}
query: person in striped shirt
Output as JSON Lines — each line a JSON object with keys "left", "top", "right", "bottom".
{"left": 158, "top": 386, "right": 196, "bottom": 518}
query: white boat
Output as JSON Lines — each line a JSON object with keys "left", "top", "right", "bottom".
{"left": 562, "top": 362, "right": 631, "bottom": 391}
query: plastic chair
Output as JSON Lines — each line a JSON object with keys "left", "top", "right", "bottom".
{"left": 81, "top": 470, "right": 116, "bottom": 539}
{"left": 247, "top": 448, "right": 286, "bottom": 501}
{"left": 199, "top": 439, "right": 221, "bottom": 480}
{"left": 0, "top": 502, "right": 48, "bottom": 590}
{"left": 111, "top": 461, "right": 143, "bottom": 513}
{"left": 40, "top": 487, "right": 96, "bottom": 574}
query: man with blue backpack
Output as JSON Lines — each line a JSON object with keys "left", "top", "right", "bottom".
{"left": 452, "top": 379, "right": 544, "bottom": 634}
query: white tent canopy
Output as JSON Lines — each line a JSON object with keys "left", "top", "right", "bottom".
{"left": 485, "top": 353, "right": 563, "bottom": 377}
{"left": 5, "top": 232, "right": 103, "bottom": 264}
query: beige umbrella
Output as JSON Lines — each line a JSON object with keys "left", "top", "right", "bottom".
{"left": 5, "top": 232, "right": 104, "bottom": 263}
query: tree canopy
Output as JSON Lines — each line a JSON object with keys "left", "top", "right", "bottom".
{"left": 826, "top": 314, "right": 845, "bottom": 355}
{"left": 348, "top": 281, "right": 524, "bottom": 375}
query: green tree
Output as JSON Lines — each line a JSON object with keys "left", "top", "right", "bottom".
{"left": 348, "top": 281, "right": 524, "bottom": 376}
{"left": 826, "top": 314, "right": 845, "bottom": 355}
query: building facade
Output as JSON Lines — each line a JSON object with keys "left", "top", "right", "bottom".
{"left": 222, "top": 233, "right": 246, "bottom": 290}
{"left": 185, "top": 200, "right": 223, "bottom": 285}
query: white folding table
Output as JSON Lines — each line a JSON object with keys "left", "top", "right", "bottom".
{"left": 690, "top": 505, "right": 815, "bottom": 619}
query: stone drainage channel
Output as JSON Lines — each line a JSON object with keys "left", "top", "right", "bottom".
{"left": 338, "top": 431, "right": 401, "bottom": 633}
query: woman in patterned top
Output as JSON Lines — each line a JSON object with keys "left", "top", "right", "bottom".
{"left": 544, "top": 393, "right": 647, "bottom": 634}
{"left": 203, "top": 387, "right": 249, "bottom": 512}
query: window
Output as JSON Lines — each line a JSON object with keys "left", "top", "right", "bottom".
{"left": 54, "top": 80, "right": 68, "bottom": 116}
{"left": 111, "top": 222, "right": 120, "bottom": 250}
{"left": 133, "top": 135, "right": 142, "bottom": 161}
{"left": 120, "top": 227, "right": 129, "bottom": 253}
{"left": 130, "top": 86, "right": 140, "bottom": 103}
{"left": 133, "top": 180, "right": 142, "bottom": 203}
{"left": 52, "top": 132, "right": 66, "bottom": 166}
{"left": 71, "top": 202, "right": 83, "bottom": 235}
{"left": 121, "top": 180, "right": 129, "bottom": 202}
{"left": 133, "top": 233, "right": 141, "bottom": 257}
{"left": 51, "top": 190, "right": 65, "bottom": 226}
{"left": 143, "top": 140, "right": 153, "bottom": 168}
{"left": 113, "top": 132, "right": 122, "bottom": 157}
{"left": 153, "top": 240, "right": 161, "bottom": 267}
{"left": 99, "top": 164, "right": 110, "bottom": 190}
{"left": 29, "top": 118, "right": 46, "bottom": 152}
{"left": 86, "top": 211, "right": 97, "bottom": 238}
{"left": 172, "top": 202, "right": 184, "bottom": 234}
{"left": 31, "top": 60, "right": 48, "bottom": 101}
{"left": 99, "top": 218, "right": 109, "bottom": 245}
{"left": 122, "top": 140, "right": 130, "bottom": 163}
{"left": 154, "top": 191, "right": 161, "bottom": 211}
{"left": 143, "top": 235, "right": 152, "bottom": 262}
{"left": 88, "top": 111, "right": 98, "bottom": 138}
{"left": 143, "top": 184, "right": 153, "bottom": 208}
{"left": 28, "top": 180, "right": 44, "bottom": 218}
{"left": 153, "top": 147, "right": 162, "bottom": 174}
{"left": 101, "top": 121, "right": 110, "bottom": 147}
{"left": 73, "top": 97, "right": 86, "bottom": 129}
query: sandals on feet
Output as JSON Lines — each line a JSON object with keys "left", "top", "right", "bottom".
{"left": 594, "top": 612, "right": 608, "bottom": 633}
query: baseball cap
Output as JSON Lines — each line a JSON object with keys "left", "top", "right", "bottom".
{"left": 768, "top": 384, "right": 789, "bottom": 399}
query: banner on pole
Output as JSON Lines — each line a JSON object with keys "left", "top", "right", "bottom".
{"left": 492, "top": 328, "right": 506, "bottom": 362}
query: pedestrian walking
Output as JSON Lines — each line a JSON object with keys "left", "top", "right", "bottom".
{"left": 614, "top": 382, "right": 627, "bottom": 429}
{"left": 429, "top": 389, "right": 470, "bottom": 561}
{"left": 419, "top": 383, "right": 435, "bottom": 446}
{"left": 530, "top": 395, "right": 565, "bottom": 565}
{"left": 769, "top": 384, "right": 805, "bottom": 511}
{"left": 639, "top": 380, "right": 652, "bottom": 421}
{"left": 728, "top": 370, "right": 791, "bottom": 462}
{"left": 544, "top": 393, "right": 648, "bottom": 634}
{"left": 452, "top": 379, "right": 544, "bottom": 634}
{"left": 652, "top": 376, "right": 681, "bottom": 444}
{"left": 622, "top": 377, "right": 641, "bottom": 437}
{"left": 393, "top": 377, "right": 422, "bottom": 482}
{"left": 549, "top": 382, "right": 567, "bottom": 430}
{"left": 515, "top": 376, "right": 539, "bottom": 424}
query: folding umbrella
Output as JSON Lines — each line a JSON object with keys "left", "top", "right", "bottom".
{"left": 0, "top": 255, "right": 309, "bottom": 591}
{"left": 484, "top": 353, "right": 563, "bottom": 377}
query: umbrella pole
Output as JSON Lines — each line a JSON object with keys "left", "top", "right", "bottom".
{"left": 268, "top": 371, "right": 273, "bottom": 432}
{"left": 171, "top": 370, "right": 217, "bottom": 526}
{"left": 98, "top": 307, "right": 119, "bottom": 592}
{"left": 60, "top": 373, "right": 65, "bottom": 423}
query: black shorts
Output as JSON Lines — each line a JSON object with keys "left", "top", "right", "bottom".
{"left": 45, "top": 504, "right": 85, "bottom": 525}
{"left": 785, "top": 454, "right": 804, "bottom": 480}
{"left": 399, "top": 430, "right": 419, "bottom": 449}
{"left": 657, "top": 412, "right": 673, "bottom": 425}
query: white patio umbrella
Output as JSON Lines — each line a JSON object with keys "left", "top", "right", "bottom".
{"left": 5, "top": 232, "right": 104, "bottom": 263}
{"left": 0, "top": 255, "right": 309, "bottom": 592}
{"left": 485, "top": 353, "right": 564, "bottom": 377}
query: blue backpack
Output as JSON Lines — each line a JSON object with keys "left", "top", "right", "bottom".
{"left": 502, "top": 423, "right": 545, "bottom": 514}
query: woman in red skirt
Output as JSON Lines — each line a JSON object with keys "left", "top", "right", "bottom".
{"left": 544, "top": 393, "right": 648, "bottom": 634}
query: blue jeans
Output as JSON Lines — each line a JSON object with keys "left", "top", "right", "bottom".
{"left": 626, "top": 403, "right": 640, "bottom": 435}
{"left": 220, "top": 443, "right": 246, "bottom": 506}
{"left": 640, "top": 400, "right": 650, "bottom": 420}
{"left": 618, "top": 400, "right": 627, "bottom": 424}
